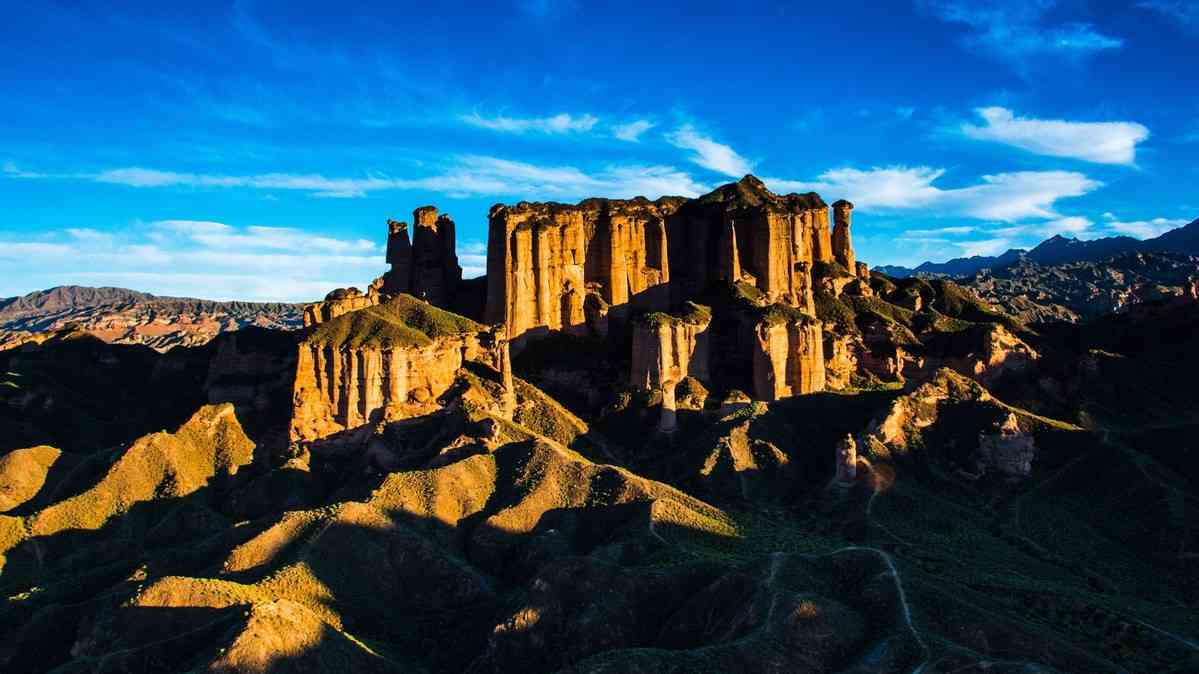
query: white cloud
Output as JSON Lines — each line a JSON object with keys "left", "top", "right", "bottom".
{"left": 767, "top": 166, "right": 1101, "bottom": 222}
{"left": 613, "top": 119, "right": 655, "bottom": 142}
{"left": 0, "top": 222, "right": 385, "bottom": 302}
{"left": 920, "top": 0, "right": 1122, "bottom": 70}
{"left": 666, "top": 125, "right": 754, "bottom": 177}
{"left": 457, "top": 240, "right": 487, "bottom": 278}
{"left": 14, "top": 156, "right": 707, "bottom": 201}
{"left": 1041, "top": 216, "right": 1093, "bottom": 234}
{"left": 66, "top": 228, "right": 115, "bottom": 242}
{"left": 955, "top": 238, "right": 1013, "bottom": 257}
{"left": 151, "top": 220, "right": 376, "bottom": 254}
{"left": 992, "top": 216, "right": 1093, "bottom": 237}
{"left": 769, "top": 167, "right": 945, "bottom": 209}
{"left": 905, "top": 226, "right": 976, "bottom": 235}
{"left": 460, "top": 112, "right": 598, "bottom": 134}
{"left": 962, "top": 107, "right": 1150, "bottom": 165}
{"left": 1105, "top": 216, "right": 1189, "bottom": 239}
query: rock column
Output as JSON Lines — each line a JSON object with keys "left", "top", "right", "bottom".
{"left": 658, "top": 378, "right": 678, "bottom": 433}
{"left": 832, "top": 200, "right": 856, "bottom": 272}
{"left": 384, "top": 219, "right": 413, "bottom": 295}
{"left": 834, "top": 434, "right": 857, "bottom": 484}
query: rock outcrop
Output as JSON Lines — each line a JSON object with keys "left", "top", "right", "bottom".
{"left": 629, "top": 303, "right": 712, "bottom": 391}
{"left": 629, "top": 303, "right": 712, "bottom": 433}
{"left": 976, "top": 412, "right": 1036, "bottom": 479}
{"left": 751, "top": 312, "right": 825, "bottom": 401}
{"left": 289, "top": 295, "right": 509, "bottom": 442}
{"left": 832, "top": 199, "right": 856, "bottom": 272}
{"left": 382, "top": 207, "right": 462, "bottom": 306}
{"left": 833, "top": 434, "right": 858, "bottom": 485}
{"left": 483, "top": 197, "right": 680, "bottom": 341}
{"left": 483, "top": 176, "right": 857, "bottom": 345}
{"left": 302, "top": 287, "right": 378, "bottom": 327}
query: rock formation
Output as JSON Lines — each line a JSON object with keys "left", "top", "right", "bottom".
{"left": 382, "top": 207, "right": 462, "bottom": 306}
{"left": 290, "top": 295, "right": 508, "bottom": 442}
{"left": 483, "top": 197, "right": 680, "bottom": 341}
{"left": 629, "top": 303, "right": 712, "bottom": 390}
{"left": 483, "top": 176, "right": 857, "bottom": 346}
{"left": 834, "top": 434, "right": 857, "bottom": 485}
{"left": 383, "top": 219, "right": 413, "bottom": 294}
{"left": 832, "top": 199, "right": 856, "bottom": 272}
{"left": 976, "top": 412, "right": 1036, "bottom": 478}
{"left": 303, "top": 287, "right": 377, "bottom": 327}
{"left": 751, "top": 313, "right": 825, "bottom": 400}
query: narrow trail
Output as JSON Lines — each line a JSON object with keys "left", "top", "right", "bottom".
{"left": 813, "top": 545, "right": 930, "bottom": 672}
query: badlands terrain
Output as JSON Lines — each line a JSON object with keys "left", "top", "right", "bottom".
{"left": 2, "top": 176, "right": 1198, "bottom": 673}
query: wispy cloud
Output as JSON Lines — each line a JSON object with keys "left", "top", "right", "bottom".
{"left": 457, "top": 240, "right": 487, "bottom": 278}
{"left": 1103, "top": 215, "right": 1189, "bottom": 239}
{"left": 768, "top": 166, "right": 1101, "bottom": 221}
{"left": 0, "top": 221, "right": 385, "bottom": 302}
{"left": 9, "top": 156, "right": 710, "bottom": 201}
{"left": 955, "top": 237, "right": 1013, "bottom": 257}
{"left": 905, "top": 225, "right": 977, "bottom": 236}
{"left": 666, "top": 125, "right": 754, "bottom": 177}
{"left": 1138, "top": 1, "right": 1199, "bottom": 34}
{"left": 962, "top": 107, "right": 1149, "bottom": 165}
{"left": 613, "top": 119, "right": 655, "bottom": 142}
{"left": 150, "top": 220, "right": 376, "bottom": 254}
{"left": 460, "top": 112, "right": 598, "bottom": 134}
{"left": 992, "top": 215, "right": 1094, "bottom": 237}
{"left": 919, "top": 0, "right": 1122, "bottom": 71}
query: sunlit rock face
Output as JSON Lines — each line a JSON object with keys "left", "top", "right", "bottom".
{"left": 289, "top": 296, "right": 509, "bottom": 442}
{"left": 482, "top": 176, "right": 856, "bottom": 346}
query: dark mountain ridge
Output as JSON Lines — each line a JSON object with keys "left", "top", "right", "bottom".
{"left": 879, "top": 217, "right": 1199, "bottom": 278}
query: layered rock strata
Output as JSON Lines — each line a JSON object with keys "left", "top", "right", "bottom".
{"left": 290, "top": 295, "right": 509, "bottom": 442}
{"left": 751, "top": 313, "right": 825, "bottom": 400}
{"left": 302, "top": 288, "right": 378, "bottom": 327}
{"left": 629, "top": 303, "right": 713, "bottom": 391}
{"left": 483, "top": 176, "right": 857, "bottom": 345}
{"left": 483, "top": 197, "right": 681, "bottom": 340}
{"left": 629, "top": 303, "right": 713, "bottom": 432}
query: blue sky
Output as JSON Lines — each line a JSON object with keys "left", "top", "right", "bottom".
{"left": 2, "top": 0, "right": 1196, "bottom": 301}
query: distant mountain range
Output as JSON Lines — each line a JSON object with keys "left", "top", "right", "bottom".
{"left": 0, "top": 286, "right": 302, "bottom": 351}
{"left": 876, "top": 217, "right": 1199, "bottom": 278}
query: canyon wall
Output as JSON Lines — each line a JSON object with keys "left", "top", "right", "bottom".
{"left": 290, "top": 296, "right": 509, "bottom": 442}
{"left": 483, "top": 176, "right": 854, "bottom": 345}
{"left": 483, "top": 197, "right": 681, "bottom": 340}
{"left": 751, "top": 315, "right": 826, "bottom": 400}
{"left": 629, "top": 303, "right": 712, "bottom": 391}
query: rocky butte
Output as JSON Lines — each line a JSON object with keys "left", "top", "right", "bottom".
{"left": 297, "top": 175, "right": 874, "bottom": 442}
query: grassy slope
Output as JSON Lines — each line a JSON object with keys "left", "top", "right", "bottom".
{"left": 306, "top": 294, "right": 480, "bottom": 349}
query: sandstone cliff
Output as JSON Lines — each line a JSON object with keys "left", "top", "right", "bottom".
{"left": 483, "top": 176, "right": 855, "bottom": 345}
{"left": 483, "top": 197, "right": 681, "bottom": 340}
{"left": 750, "top": 309, "right": 825, "bottom": 400}
{"left": 382, "top": 207, "right": 462, "bottom": 306}
{"left": 290, "top": 295, "right": 509, "bottom": 442}
{"left": 832, "top": 199, "right": 856, "bottom": 272}
{"left": 629, "top": 302, "right": 713, "bottom": 391}
{"left": 302, "top": 287, "right": 378, "bottom": 327}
